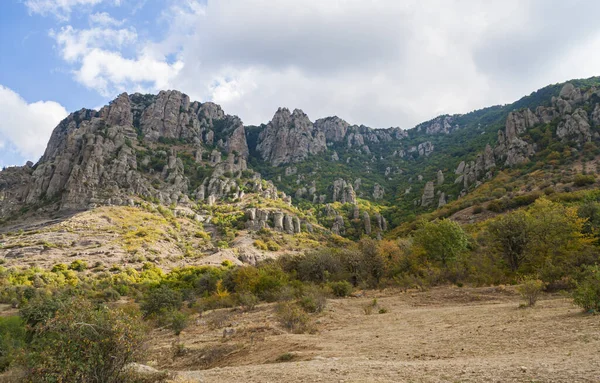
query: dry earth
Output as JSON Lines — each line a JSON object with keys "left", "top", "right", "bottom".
{"left": 143, "top": 286, "right": 600, "bottom": 383}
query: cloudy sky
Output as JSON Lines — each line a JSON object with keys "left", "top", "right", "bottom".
{"left": 1, "top": 0, "right": 600, "bottom": 167}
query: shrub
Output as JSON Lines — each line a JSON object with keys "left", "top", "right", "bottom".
{"left": 363, "top": 298, "right": 379, "bottom": 315}
{"left": 473, "top": 205, "right": 484, "bottom": 214}
{"left": 21, "top": 297, "right": 146, "bottom": 383}
{"left": 518, "top": 278, "right": 545, "bottom": 307}
{"left": 276, "top": 352, "right": 295, "bottom": 362}
{"left": 328, "top": 281, "right": 353, "bottom": 297}
{"left": 0, "top": 316, "right": 26, "bottom": 371}
{"left": 253, "top": 240, "right": 268, "bottom": 250}
{"left": 574, "top": 174, "right": 595, "bottom": 187}
{"left": 573, "top": 265, "right": 600, "bottom": 313}
{"left": 235, "top": 292, "right": 259, "bottom": 311}
{"left": 297, "top": 287, "right": 327, "bottom": 313}
{"left": 50, "top": 264, "right": 68, "bottom": 273}
{"left": 169, "top": 311, "right": 189, "bottom": 336}
{"left": 266, "top": 241, "right": 280, "bottom": 251}
{"left": 68, "top": 260, "right": 87, "bottom": 271}
{"left": 140, "top": 285, "right": 183, "bottom": 318}
{"left": 276, "top": 302, "right": 312, "bottom": 333}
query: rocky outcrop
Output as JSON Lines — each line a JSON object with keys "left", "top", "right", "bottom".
{"left": 332, "top": 179, "right": 357, "bottom": 204}
{"left": 495, "top": 109, "right": 538, "bottom": 166}
{"left": 420, "top": 116, "right": 456, "bottom": 135}
{"left": 246, "top": 209, "right": 270, "bottom": 231}
{"left": 437, "top": 170, "right": 444, "bottom": 185}
{"left": 314, "top": 116, "right": 350, "bottom": 142}
{"left": 373, "top": 184, "right": 385, "bottom": 200}
{"left": 332, "top": 215, "right": 345, "bottom": 235}
{"left": 593, "top": 104, "right": 600, "bottom": 126}
{"left": 374, "top": 213, "right": 387, "bottom": 231}
{"left": 421, "top": 181, "right": 435, "bottom": 207}
{"left": 557, "top": 108, "right": 592, "bottom": 144}
{"left": 418, "top": 141, "right": 434, "bottom": 156}
{"left": 256, "top": 108, "right": 326, "bottom": 165}
{"left": 363, "top": 212, "right": 371, "bottom": 235}
{"left": 438, "top": 192, "right": 447, "bottom": 208}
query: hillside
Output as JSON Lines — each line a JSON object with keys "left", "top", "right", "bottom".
{"left": 1, "top": 77, "right": 600, "bottom": 382}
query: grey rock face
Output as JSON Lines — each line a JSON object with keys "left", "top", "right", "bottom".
{"left": 423, "top": 116, "right": 454, "bottom": 135}
{"left": 437, "top": 170, "right": 444, "bottom": 185}
{"left": 455, "top": 161, "right": 466, "bottom": 175}
{"left": 494, "top": 109, "right": 539, "bottom": 166}
{"left": 536, "top": 106, "right": 558, "bottom": 124}
{"left": 256, "top": 108, "right": 326, "bottom": 165}
{"left": 557, "top": 108, "right": 592, "bottom": 143}
{"left": 484, "top": 144, "right": 496, "bottom": 170}
{"left": 332, "top": 179, "right": 356, "bottom": 204}
{"left": 505, "top": 109, "right": 538, "bottom": 142}
{"left": 421, "top": 181, "right": 435, "bottom": 207}
{"left": 314, "top": 116, "right": 350, "bottom": 142}
{"left": 375, "top": 213, "right": 387, "bottom": 231}
{"left": 372, "top": 184, "right": 385, "bottom": 200}
{"left": 438, "top": 192, "right": 447, "bottom": 208}
{"left": 593, "top": 104, "right": 600, "bottom": 126}
{"left": 363, "top": 211, "right": 371, "bottom": 235}
{"left": 332, "top": 215, "right": 345, "bottom": 235}
{"left": 559, "top": 82, "right": 583, "bottom": 105}
{"left": 418, "top": 141, "right": 434, "bottom": 156}
{"left": 283, "top": 214, "right": 294, "bottom": 234}
{"left": 246, "top": 209, "right": 270, "bottom": 231}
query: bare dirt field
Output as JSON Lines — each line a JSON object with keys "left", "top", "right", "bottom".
{"left": 143, "top": 286, "right": 600, "bottom": 383}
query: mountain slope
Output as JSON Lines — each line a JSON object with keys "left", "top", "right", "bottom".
{"left": 1, "top": 76, "right": 600, "bottom": 245}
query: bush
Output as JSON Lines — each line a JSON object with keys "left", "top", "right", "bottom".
{"left": 518, "top": 278, "right": 545, "bottom": 307}
{"left": 140, "top": 285, "right": 183, "bottom": 318}
{"left": 21, "top": 297, "right": 146, "bottom": 383}
{"left": 169, "top": 311, "right": 189, "bottom": 336}
{"left": 68, "top": 260, "right": 87, "bottom": 271}
{"left": 573, "top": 265, "right": 600, "bottom": 313}
{"left": 235, "top": 292, "right": 259, "bottom": 311}
{"left": 50, "top": 264, "right": 68, "bottom": 273}
{"left": 276, "top": 302, "right": 312, "bottom": 333}
{"left": 253, "top": 240, "right": 268, "bottom": 250}
{"left": 266, "top": 241, "right": 280, "bottom": 251}
{"left": 328, "top": 281, "right": 353, "bottom": 297}
{"left": 297, "top": 287, "right": 327, "bottom": 313}
{"left": 0, "top": 316, "right": 26, "bottom": 371}
{"left": 574, "top": 174, "right": 595, "bottom": 187}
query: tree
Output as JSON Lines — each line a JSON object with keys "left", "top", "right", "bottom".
{"left": 487, "top": 209, "right": 532, "bottom": 272}
{"left": 413, "top": 219, "right": 469, "bottom": 266}
{"left": 359, "top": 238, "right": 385, "bottom": 287}
{"left": 526, "top": 198, "right": 589, "bottom": 280}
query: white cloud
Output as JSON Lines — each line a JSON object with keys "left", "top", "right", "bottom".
{"left": 24, "top": 0, "right": 118, "bottom": 21}
{"left": 50, "top": 23, "right": 183, "bottom": 96}
{"left": 0, "top": 85, "right": 68, "bottom": 161}
{"left": 89, "top": 11, "right": 124, "bottom": 27}
{"left": 43, "top": 0, "right": 600, "bottom": 128}
{"left": 163, "top": 0, "right": 600, "bottom": 127}
{"left": 51, "top": 25, "right": 137, "bottom": 62}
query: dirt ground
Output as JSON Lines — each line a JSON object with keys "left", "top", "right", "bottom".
{"left": 142, "top": 286, "right": 600, "bottom": 383}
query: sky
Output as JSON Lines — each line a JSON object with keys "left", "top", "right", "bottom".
{"left": 1, "top": 0, "right": 600, "bottom": 167}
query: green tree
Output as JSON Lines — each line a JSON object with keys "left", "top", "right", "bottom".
{"left": 413, "top": 219, "right": 469, "bottom": 266}
{"left": 359, "top": 238, "right": 385, "bottom": 287}
{"left": 526, "top": 198, "right": 589, "bottom": 280}
{"left": 487, "top": 210, "right": 532, "bottom": 272}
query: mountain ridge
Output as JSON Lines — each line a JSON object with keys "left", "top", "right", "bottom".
{"left": 1, "top": 76, "right": 600, "bottom": 236}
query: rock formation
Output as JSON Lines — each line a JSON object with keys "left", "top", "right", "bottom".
{"left": 256, "top": 108, "right": 326, "bottom": 165}
{"left": 421, "top": 181, "right": 435, "bottom": 207}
